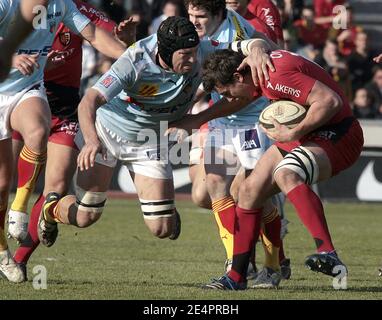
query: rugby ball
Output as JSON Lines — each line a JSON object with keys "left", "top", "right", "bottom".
{"left": 259, "top": 100, "right": 306, "bottom": 131}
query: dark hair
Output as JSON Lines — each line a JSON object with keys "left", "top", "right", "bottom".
{"left": 202, "top": 49, "right": 247, "bottom": 92}
{"left": 184, "top": 0, "right": 227, "bottom": 18}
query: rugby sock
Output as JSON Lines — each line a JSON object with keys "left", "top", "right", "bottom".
{"left": 287, "top": 183, "right": 334, "bottom": 252}
{"left": 11, "top": 146, "right": 46, "bottom": 213}
{"left": 14, "top": 195, "right": 44, "bottom": 264}
{"left": 261, "top": 207, "right": 281, "bottom": 271}
{"left": 212, "top": 196, "right": 235, "bottom": 260}
{"left": 44, "top": 198, "right": 61, "bottom": 224}
{"left": 0, "top": 204, "right": 8, "bottom": 251}
{"left": 228, "top": 206, "right": 262, "bottom": 283}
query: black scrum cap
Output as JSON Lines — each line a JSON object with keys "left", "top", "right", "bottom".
{"left": 157, "top": 16, "right": 200, "bottom": 68}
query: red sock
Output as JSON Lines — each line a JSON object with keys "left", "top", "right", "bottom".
{"left": 14, "top": 195, "right": 44, "bottom": 264}
{"left": 287, "top": 184, "right": 334, "bottom": 252}
{"left": 228, "top": 206, "right": 262, "bottom": 283}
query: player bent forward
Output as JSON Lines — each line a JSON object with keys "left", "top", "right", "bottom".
{"left": 199, "top": 47, "right": 363, "bottom": 289}
{"left": 35, "top": 17, "right": 206, "bottom": 246}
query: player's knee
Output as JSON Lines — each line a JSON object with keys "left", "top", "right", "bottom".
{"left": 273, "top": 168, "right": 302, "bottom": 191}
{"left": 140, "top": 198, "right": 175, "bottom": 237}
{"left": 206, "top": 173, "right": 226, "bottom": 194}
{"left": 146, "top": 222, "right": 172, "bottom": 238}
{"left": 273, "top": 146, "right": 319, "bottom": 191}
{"left": 74, "top": 186, "right": 107, "bottom": 227}
{"left": 24, "top": 126, "right": 50, "bottom": 149}
{"left": 75, "top": 211, "right": 102, "bottom": 228}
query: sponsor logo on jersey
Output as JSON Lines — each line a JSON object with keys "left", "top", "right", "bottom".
{"left": 240, "top": 129, "right": 261, "bottom": 151}
{"left": 139, "top": 84, "right": 159, "bottom": 96}
{"left": 17, "top": 46, "right": 52, "bottom": 57}
{"left": 59, "top": 32, "right": 71, "bottom": 46}
{"left": 232, "top": 14, "right": 246, "bottom": 41}
{"left": 47, "top": 12, "right": 62, "bottom": 20}
{"left": 266, "top": 81, "right": 301, "bottom": 98}
{"left": 261, "top": 8, "right": 275, "bottom": 31}
{"left": 80, "top": 5, "right": 109, "bottom": 22}
{"left": 101, "top": 75, "right": 118, "bottom": 88}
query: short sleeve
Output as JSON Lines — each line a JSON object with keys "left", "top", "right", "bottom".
{"left": 92, "top": 51, "right": 137, "bottom": 102}
{"left": 78, "top": 1, "right": 115, "bottom": 33}
{"left": 62, "top": 0, "right": 91, "bottom": 34}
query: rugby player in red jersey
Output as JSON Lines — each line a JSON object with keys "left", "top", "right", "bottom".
{"left": 8, "top": 0, "right": 134, "bottom": 279}
{"left": 247, "top": 0, "right": 283, "bottom": 46}
{"left": 226, "top": 0, "right": 277, "bottom": 43}
{"left": 174, "top": 45, "right": 363, "bottom": 289}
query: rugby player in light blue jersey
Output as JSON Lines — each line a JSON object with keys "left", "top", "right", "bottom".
{"left": 0, "top": 0, "right": 126, "bottom": 283}
{"left": 182, "top": 0, "right": 288, "bottom": 288}
{"left": 37, "top": 16, "right": 276, "bottom": 252}
{"left": 0, "top": 0, "right": 49, "bottom": 81}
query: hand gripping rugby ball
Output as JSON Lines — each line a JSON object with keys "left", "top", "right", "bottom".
{"left": 259, "top": 100, "right": 307, "bottom": 131}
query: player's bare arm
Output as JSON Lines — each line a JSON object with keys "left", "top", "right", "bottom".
{"left": 263, "top": 81, "right": 343, "bottom": 142}
{"left": 77, "top": 88, "right": 107, "bottom": 171}
{"left": 166, "top": 96, "right": 252, "bottom": 139}
{"left": 80, "top": 22, "right": 125, "bottom": 60}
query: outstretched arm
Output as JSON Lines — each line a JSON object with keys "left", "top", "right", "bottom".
{"left": 80, "top": 23, "right": 126, "bottom": 60}
{"left": 165, "top": 96, "right": 253, "bottom": 141}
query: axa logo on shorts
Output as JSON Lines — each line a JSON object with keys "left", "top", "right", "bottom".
{"left": 240, "top": 129, "right": 261, "bottom": 151}
{"left": 266, "top": 81, "right": 301, "bottom": 98}
{"left": 17, "top": 46, "right": 52, "bottom": 57}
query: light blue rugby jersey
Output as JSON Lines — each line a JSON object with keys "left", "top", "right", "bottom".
{"left": 93, "top": 34, "right": 202, "bottom": 143}
{"left": 0, "top": 0, "right": 90, "bottom": 95}
{"left": 199, "top": 8, "right": 270, "bottom": 126}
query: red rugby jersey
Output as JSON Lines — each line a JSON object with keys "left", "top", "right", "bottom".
{"left": 44, "top": 0, "right": 116, "bottom": 88}
{"left": 247, "top": 0, "right": 284, "bottom": 43}
{"left": 244, "top": 10, "right": 277, "bottom": 43}
{"left": 258, "top": 50, "right": 352, "bottom": 126}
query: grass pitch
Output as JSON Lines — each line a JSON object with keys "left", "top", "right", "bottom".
{"left": 2, "top": 199, "right": 382, "bottom": 300}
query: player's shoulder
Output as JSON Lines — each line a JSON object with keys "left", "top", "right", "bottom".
{"left": 122, "top": 34, "right": 157, "bottom": 70}
{"left": 225, "top": 9, "right": 254, "bottom": 39}
{"left": 269, "top": 50, "right": 305, "bottom": 66}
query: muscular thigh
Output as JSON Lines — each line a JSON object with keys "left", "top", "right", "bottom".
{"left": 10, "top": 97, "right": 50, "bottom": 135}
{"left": 131, "top": 171, "right": 174, "bottom": 200}
{"left": 76, "top": 162, "right": 114, "bottom": 192}
{"left": 44, "top": 142, "right": 78, "bottom": 195}
{"left": 240, "top": 145, "right": 283, "bottom": 207}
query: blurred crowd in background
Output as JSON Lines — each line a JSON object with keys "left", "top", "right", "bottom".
{"left": 81, "top": 0, "right": 382, "bottom": 120}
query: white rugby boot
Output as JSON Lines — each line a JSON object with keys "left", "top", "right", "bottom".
{"left": 0, "top": 249, "right": 26, "bottom": 283}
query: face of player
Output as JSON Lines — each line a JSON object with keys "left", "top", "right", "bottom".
{"left": 225, "top": 0, "right": 248, "bottom": 15}
{"left": 214, "top": 72, "right": 257, "bottom": 101}
{"left": 187, "top": 4, "right": 223, "bottom": 38}
{"left": 172, "top": 46, "right": 198, "bottom": 74}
